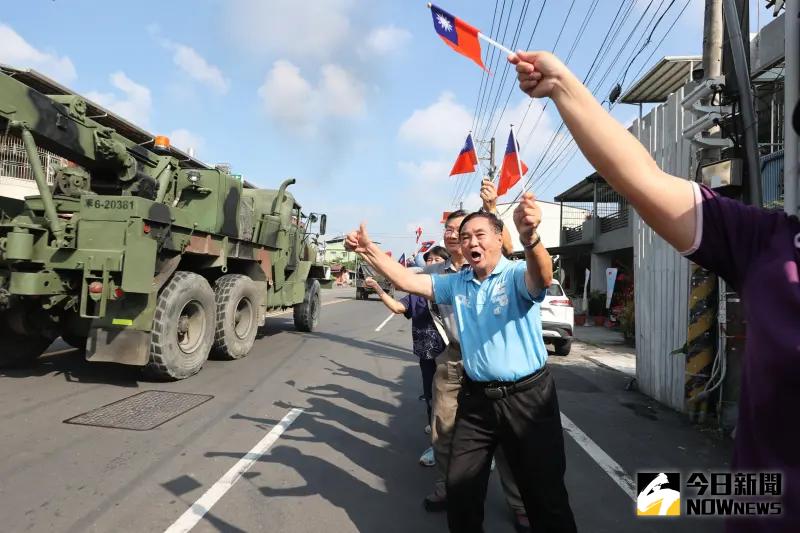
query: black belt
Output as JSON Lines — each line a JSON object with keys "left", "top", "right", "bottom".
{"left": 465, "top": 366, "right": 548, "bottom": 400}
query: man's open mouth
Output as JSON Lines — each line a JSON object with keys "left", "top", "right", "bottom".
{"left": 470, "top": 250, "right": 482, "bottom": 261}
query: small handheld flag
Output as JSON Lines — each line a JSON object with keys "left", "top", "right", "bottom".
{"left": 428, "top": 4, "right": 486, "bottom": 71}
{"left": 398, "top": 253, "right": 406, "bottom": 265}
{"left": 497, "top": 127, "right": 528, "bottom": 197}
{"left": 449, "top": 133, "right": 479, "bottom": 176}
{"left": 427, "top": 4, "right": 514, "bottom": 72}
{"left": 415, "top": 226, "right": 423, "bottom": 243}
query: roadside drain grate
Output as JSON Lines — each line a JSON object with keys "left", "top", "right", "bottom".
{"left": 64, "top": 390, "right": 213, "bottom": 431}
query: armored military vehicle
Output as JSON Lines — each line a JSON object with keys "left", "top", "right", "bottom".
{"left": 354, "top": 263, "right": 394, "bottom": 300}
{"left": 0, "top": 66, "right": 331, "bottom": 380}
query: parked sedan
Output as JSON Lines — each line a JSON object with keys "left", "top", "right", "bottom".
{"left": 540, "top": 280, "right": 574, "bottom": 355}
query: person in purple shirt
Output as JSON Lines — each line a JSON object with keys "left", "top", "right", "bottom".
{"left": 509, "top": 50, "right": 799, "bottom": 531}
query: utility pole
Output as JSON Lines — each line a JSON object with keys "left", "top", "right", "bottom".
{"left": 702, "top": 0, "right": 724, "bottom": 167}
{"left": 684, "top": 0, "right": 725, "bottom": 425}
{"left": 722, "top": 0, "right": 762, "bottom": 206}
{"left": 716, "top": 0, "right": 754, "bottom": 430}
{"left": 702, "top": 0, "right": 723, "bottom": 79}
{"left": 488, "top": 137, "right": 497, "bottom": 182}
{"left": 786, "top": 0, "right": 799, "bottom": 216}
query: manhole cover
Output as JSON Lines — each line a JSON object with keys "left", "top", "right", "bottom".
{"left": 64, "top": 390, "right": 213, "bottom": 431}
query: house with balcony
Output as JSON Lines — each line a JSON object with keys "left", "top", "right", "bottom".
{"left": 550, "top": 172, "right": 633, "bottom": 305}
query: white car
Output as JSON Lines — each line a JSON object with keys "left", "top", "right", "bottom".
{"left": 540, "top": 280, "right": 574, "bottom": 355}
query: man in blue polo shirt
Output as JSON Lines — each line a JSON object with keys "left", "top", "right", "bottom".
{"left": 345, "top": 192, "right": 576, "bottom": 533}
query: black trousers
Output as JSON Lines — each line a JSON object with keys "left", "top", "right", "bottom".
{"left": 419, "top": 357, "right": 437, "bottom": 421}
{"left": 446, "top": 367, "right": 577, "bottom": 533}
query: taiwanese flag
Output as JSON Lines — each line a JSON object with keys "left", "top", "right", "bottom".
{"left": 398, "top": 253, "right": 406, "bottom": 265}
{"left": 430, "top": 4, "right": 486, "bottom": 71}
{"left": 497, "top": 129, "right": 528, "bottom": 197}
{"left": 449, "top": 133, "right": 478, "bottom": 176}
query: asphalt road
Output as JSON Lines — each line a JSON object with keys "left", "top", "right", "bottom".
{"left": 0, "top": 287, "right": 733, "bottom": 532}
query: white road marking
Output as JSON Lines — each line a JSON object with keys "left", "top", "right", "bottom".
{"left": 374, "top": 313, "right": 395, "bottom": 332}
{"left": 163, "top": 408, "right": 304, "bottom": 533}
{"left": 560, "top": 412, "right": 636, "bottom": 500}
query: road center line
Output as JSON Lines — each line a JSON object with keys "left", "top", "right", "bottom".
{"left": 374, "top": 313, "right": 395, "bottom": 332}
{"left": 163, "top": 408, "right": 304, "bottom": 533}
{"left": 560, "top": 412, "right": 636, "bottom": 500}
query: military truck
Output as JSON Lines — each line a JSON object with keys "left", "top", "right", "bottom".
{"left": 0, "top": 65, "right": 331, "bottom": 380}
{"left": 354, "top": 263, "right": 394, "bottom": 300}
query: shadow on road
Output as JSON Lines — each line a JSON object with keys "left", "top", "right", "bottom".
{"left": 160, "top": 474, "right": 247, "bottom": 533}
{"left": 307, "top": 331, "right": 411, "bottom": 360}
{"left": 0, "top": 348, "right": 141, "bottom": 387}
{"left": 205, "top": 360, "right": 450, "bottom": 532}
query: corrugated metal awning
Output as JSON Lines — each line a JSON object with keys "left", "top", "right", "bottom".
{"left": 554, "top": 172, "right": 602, "bottom": 202}
{"left": 619, "top": 56, "right": 700, "bottom": 104}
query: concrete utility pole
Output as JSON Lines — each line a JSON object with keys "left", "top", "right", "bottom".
{"left": 703, "top": 0, "right": 724, "bottom": 79}
{"left": 786, "top": 0, "right": 799, "bottom": 216}
{"left": 685, "top": 0, "right": 725, "bottom": 424}
{"left": 488, "top": 137, "right": 497, "bottom": 182}
{"left": 723, "top": 0, "right": 762, "bottom": 206}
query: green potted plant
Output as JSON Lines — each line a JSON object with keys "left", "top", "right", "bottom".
{"left": 620, "top": 297, "right": 635, "bottom": 346}
{"left": 588, "top": 291, "right": 606, "bottom": 326}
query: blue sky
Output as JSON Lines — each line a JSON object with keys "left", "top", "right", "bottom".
{"left": 0, "top": 0, "right": 777, "bottom": 255}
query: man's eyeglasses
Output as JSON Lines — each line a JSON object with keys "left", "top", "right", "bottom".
{"left": 444, "top": 227, "right": 459, "bottom": 236}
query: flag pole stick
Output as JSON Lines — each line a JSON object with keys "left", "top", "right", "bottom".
{"left": 478, "top": 33, "right": 514, "bottom": 56}
{"left": 511, "top": 125, "right": 526, "bottom": 193}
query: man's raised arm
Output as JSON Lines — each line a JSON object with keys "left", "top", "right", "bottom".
{"left": 509, "top": 51, "right": 696, "bottom": 253}
{"left": 514, "top": 192, "right": 553, "bottom": 294}
{"left": 345, "top": 224, "right": 434, "bottom": 300}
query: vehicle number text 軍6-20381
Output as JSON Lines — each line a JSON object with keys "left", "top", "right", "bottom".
{"left": 89, "top": 199, "right": 134, "bottom": 210}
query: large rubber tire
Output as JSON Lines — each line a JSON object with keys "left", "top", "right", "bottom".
{"left": 145, "top": 271, "right": 216, "bottom": 380}
{"left": 211, "top": 274, "right": 262, "bottom": 360}
{"left": 0, "top": 320, "right": 54, "bottom": 368}
{"left": 294, "top": 279, "right": 321, "bottom": 332}
{"left": 553, "top": 339, "right": 572, "bottom": 356}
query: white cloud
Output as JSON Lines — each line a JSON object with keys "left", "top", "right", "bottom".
{"left": 171, "top": 44, "right": 230, "bottom": 94}
{"left": 0, "top": 24, "right": 76, "bottom": 83}
{"left": 224, "top": 0, "right": 353, "bottom": 60}
{"left": 85, "top": 72, "right": 152, "bottom": 127}
{"left": 258, "top": 60, "right": 317, "bottom": 136}
{"left": 363, "top": 25, "right": 412, "bottom": 56}
{"left": 257, "top": 60, "right": 365, "bottom": 136}
{"left": 398, "top": 92, "right": 473, "bottom": 154}
{"left": 397, "top": 160, "right": 451, "bottom": 184}
{"left": 320, "top": 64, "right": 365, "bottom": 117}
{"left": 168, "top": 128, "right": 205, "bottom": 155}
